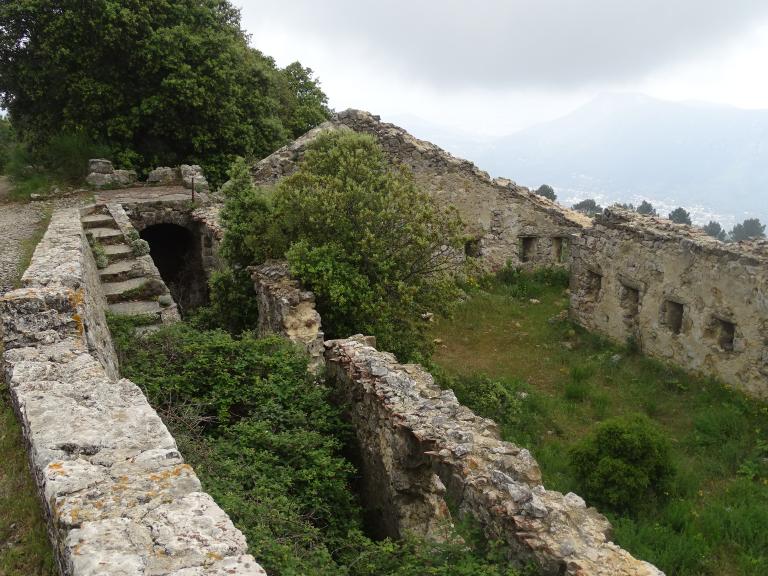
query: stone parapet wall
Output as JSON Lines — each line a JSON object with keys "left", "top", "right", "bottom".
{"left": 0, "top": 208, "right": 265, "bottom": 575}
{"left": 15, "top": 208, "right": 119, "bottom": 379}
{"left": 325, "top": 336, "right": 663, "bottom": 576}
{"left": 571, "top": 207, "right": 768, "bottom": 398}
{"left": 249, "top": 260, "right": 324, "bottom": 373}
{"left": 250, "top": 109, "right": 589, "bottom": 269}
{"left": 192, "top": 205, "right": 225, "bottom": 278}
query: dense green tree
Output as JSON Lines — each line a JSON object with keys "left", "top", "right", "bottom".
{"left": 534, "top": 184, "right": 556, "bottom": 201}
{"left": 220, "top": 133, "right": 467, "bottom": 360}
{"left": 572, "top": 198, "right": 603, "bottom": 217}
{"left": 274, "top": 61, "right": 332, "bottom": 139}
{"left": 615, "top": 202, "right": 635, "bottom": 210}
{"left": 637, "top": 200, "right": 657, "bottom": 216}
{"left": 0, "top": 1, "right": 329, "bottom": 184}
{"left": 702, "top": 221, "right": 727, "bottom": 242}
{"left": 729, "top": 218, "right": 766, "bottom": 242}
{"left": 668, "top": 207, "right": 692, "bottom": 226}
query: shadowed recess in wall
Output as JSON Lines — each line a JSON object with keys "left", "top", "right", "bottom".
{"left": 140, "top": 223, "right": 208, "bottom": 314}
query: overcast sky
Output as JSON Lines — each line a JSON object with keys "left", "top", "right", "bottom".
{"left": 240, "top": 1, "right": 768, "bottom": 137}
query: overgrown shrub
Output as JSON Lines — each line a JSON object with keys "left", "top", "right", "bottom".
{"left": 220, "top": 133, "right": 468, "bottom": 360}
{"left": 570, "top": 414, "right": 675, "bottom": 514}
{"left": 108, "top": 318, "right": 522, "bottom": 575}
{"left": 35, "top": 131, "right": 110, "bottom": 183}
{"left": 189, "top": 268, "right": 260, "bottom": 334}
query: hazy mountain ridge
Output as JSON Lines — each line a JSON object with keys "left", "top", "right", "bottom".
{"left": 392, "top": 94, "right": 768, "bottom": 227}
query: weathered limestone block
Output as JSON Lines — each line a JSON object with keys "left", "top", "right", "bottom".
{"left": 147, "top": 166, "right": 178, "bottom": 185}
{"left": 181, "top": 164, "right": 210, "bottom": 192}
{"left": 571, "top": 207, "right": 768, "bottom": 399}
{"left": 249, "top": 260, "right": 324, "bottom": 373}
{"left": 86, "top": 172, "right": 116, "bottom": 188}
{"left": 114, "top": 169, "right": 138, "bottom": 187}
{"left": 0, "top": 208, "right": 265, "bottom": 575}
{"left": 325, "top": 336, "right": 663, "bottom": 576}
{"left": 88, "top": 159, "right": 114, "bottom": 174}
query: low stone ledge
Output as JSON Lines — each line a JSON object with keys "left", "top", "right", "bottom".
{"left": 0, "top": 208, "right": 265, "bottom": 575}
{"left": 324, "top": 336, "right": 663, "bottom": 576}
{"left": 249, "top": 260, "right": 324, "bottom": 373}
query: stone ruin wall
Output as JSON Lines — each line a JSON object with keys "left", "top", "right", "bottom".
{"left": 251, "top": 109, "right": 591, "bottom": 270}
{"left": 248, "top": 260, "right": 324, "bottom": 372}
{"left": 250, "top": 261, "right": 663, "bottom": 576}
{"left": 0, "top": 208, "right": 265, "bottom": 575}
{"left": 571, "top": 207, "right": 768, "bottom": 399}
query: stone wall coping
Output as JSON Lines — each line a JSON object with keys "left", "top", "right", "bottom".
{"left": 250, "top": 108, "right": 592, "bottom": 230}
{"left": 597, "top": 207, "right": 768, "bottom": 265}
{"left": 0, "top": 208, "right": 265, "bottom": 575}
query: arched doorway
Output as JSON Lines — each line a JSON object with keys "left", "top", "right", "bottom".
{"left": 140, "top": 223, "right": 208, "bottom": 313}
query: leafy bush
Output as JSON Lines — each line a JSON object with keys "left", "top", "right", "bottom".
{"left": 189, "top": 268, "right": 260, "bottom": 334}
{"left": 220, "top": 133, "right": 467, "bottom": 360}
{"left": 36, "top": 131, "right": 110, "bottom": 183}
{"left": 570, "top": 414, "right": 675, "bottom": 514}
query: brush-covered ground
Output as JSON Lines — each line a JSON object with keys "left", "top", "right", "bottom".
{"left": 431, "top": 269, "right": 768, "bottom": 576}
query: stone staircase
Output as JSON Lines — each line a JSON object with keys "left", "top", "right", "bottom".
{"left": 81, "top": 205, "right": 180, "bottom": 328}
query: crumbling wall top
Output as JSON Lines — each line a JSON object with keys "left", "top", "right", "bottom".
{"left": 251, "top": 108, "right": 592, "bottom": 230}
{"left": 597, "top": 207, "right": 768, "bottom": 265}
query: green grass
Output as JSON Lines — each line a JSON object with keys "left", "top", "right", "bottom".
{"left": 6, "top": 173, "right": 51, "bottom": 202}
{"left": 0, "top": 377, "right": 57, "bottom": 575}
{"left": 432, "top": 269, "right": 768, "bottom": 576}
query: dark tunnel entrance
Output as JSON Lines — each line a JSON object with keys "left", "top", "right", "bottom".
{"left": 140, "top": 223, "right": 208, "bottom": 314}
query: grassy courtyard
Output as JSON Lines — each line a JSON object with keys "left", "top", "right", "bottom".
{"left": 432, "top": 269, "right": 768, "bottom": 576}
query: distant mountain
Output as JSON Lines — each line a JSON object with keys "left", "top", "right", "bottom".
{"left": 480, "top": 93, "right": 768, "bottom": 227}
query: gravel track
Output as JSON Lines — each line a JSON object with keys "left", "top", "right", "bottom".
{"left": 0, "top": 178, "right": 91, "bottom": 295}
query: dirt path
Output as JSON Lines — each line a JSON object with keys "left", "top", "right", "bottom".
{"left": 0, "top": 180, "right": 92, "bottom": 295}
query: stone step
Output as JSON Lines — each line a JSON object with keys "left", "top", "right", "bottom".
{"left": 98, "top": 259, "right": 143, "bottom": 283}
{"left": 87, "top": 227, "right": 124, "bottom": 245}
{"left": 102, "top": 277, "right": 165, "bottom": 304}
{"left": 108, "top": 300, "right": 163, "bottom": 320}
{"left": 103, "top": 243, "right": 133, "bottom": 264}
{"left": 81, "top": 213, "right": 117, "bottom": 230}
{"left": 80, "top": 204, "right": 110, "bottom": 217}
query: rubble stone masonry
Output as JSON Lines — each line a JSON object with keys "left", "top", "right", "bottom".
{"left": 325, "top": 336, "right": 664, "bottom": 576}
{"left": 571, "top": 207, "right": 768, "bottom": 399}
{"left": 0, "top": 208, "right": 265, "bottom": 575}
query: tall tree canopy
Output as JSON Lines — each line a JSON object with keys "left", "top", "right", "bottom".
{"left": 702, "top": 221, "right": 727, "bottom": 242}
{"left": 729, "top": 218, "right": 766, "bottom": 242}
{"left": 668, "top": 207, "right": 692, "bottom": 226}
{"left": 534, "top": 184, "right": 556, "bottom": 201}
{"left": 572, "top": 198, "right": 603, "bottom": 217}
{"left": 637, "top": 200, "right": 657, "bottom": 216}
{"left": 0, "top": 1, "right": 329, "bottom": 184}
